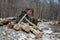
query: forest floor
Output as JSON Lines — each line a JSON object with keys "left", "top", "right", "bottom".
{"left": 0, "top": 22, "right": 60, "bottom": 40}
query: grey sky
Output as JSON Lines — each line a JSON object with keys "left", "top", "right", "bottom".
{"left": 40, "top": 0, "right": 58, "bottom": 3}
{"left": 54, "top": 0, "right": 58, "bottom": 3}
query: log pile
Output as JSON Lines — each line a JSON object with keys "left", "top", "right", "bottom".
{"left": 7, "top": 22, "right": 14, "bottom": 29}
{"left": 21, "top": 25, "right": 31, "bottom": 33}
{"left": 7, "top": 22, "right": 43, "bottom": 38}
{"left": 0, "top": 17, "right": 16, "bottom": 26}
{"left": 30, "top": 28, "right": 42, "bottom": 38}
{"left": 0, "top": 17, "right": 43, "bottom": 39}
{"left": 50, "top": 21, "right": 60, "bottom": 26}
{"left": 1, "top": 17, "right": 60, "bottom": 40}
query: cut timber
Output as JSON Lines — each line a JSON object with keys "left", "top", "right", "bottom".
{"left": 41, "top": 19, "right": 47, "bottom": 22}
{"left": 3, "top": 21, "right": 10, "bottom": 25}
{"left": 6, "top": 17, "right": 16, "bottom": 20}
{"left": 50, "top": 21, "right": 60, "bottom": 26}
{"left": 0, "top": 23, "right": 3, "bottom": 26}
{"left": 21, "top": 25, "right": 31, "bottom": 33}
{"left": 7, "top": 22, "right": 14, "bottom": 29}
{"left": 14, "top": 25, "right": 21, "bottom": 31}
{"left": 32, "top": 25, "right": 38, "bottom": 30}
{"left": 35, "top": 33, "right": 42, "bottom": 38}
{"left": 0, "top": 18, "right": 11, "bottom": 25}
{"left": 57, "top": 22, "right": 60, "bottom": 26}
{"left": 13, "top": 14, "right": 27, "bottom": 31}
{"left": 30, "top": 28, "right": 42, "bottom": 38}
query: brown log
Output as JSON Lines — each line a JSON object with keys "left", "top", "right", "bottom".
{"left": 35, "top": 33, "right": 42, "bottom": 38}
{"left": 30, "top": 28, "right": 42, "bottom": 38}
{"left": 14, "top": 25, "right": 21, "bottom": 31}
{"left": 51, "top": 21, "right": 60, "bottom": 26}
{"left": 0, "top": 23, "right": 3, "bottom": 26}
{"left": 21, "top": 26, "right": 31, "bottom": 33}
{"left": 7, "top": 22, "right": 14, "bottom": 29}
{"left": 32, "top": 25, "right": 38, "bottom": 30}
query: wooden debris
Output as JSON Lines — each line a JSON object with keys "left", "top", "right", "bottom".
{"left": 41, "top": 19, "right": 47, "bottom": 22}
{"left": 3, "top": 21, "right": 10, "bottom": 25}
{"left": 30, "top": 28, "right": 42, "bottom": 38}
{"left": 32, "top": 25, "right": 38, "bottom": 30}
{"left": 50, "top": 21, "right": 60, "bottom": 26}
{"left": 7, "top": 22, "right": 14, "bottom": 29}
{"left": 35, "top": 33, "right": 42, "bottom": 38}
{"left": 21, "top": 26, "right": 31, "bottom": 33}
{"left": 57, "top": 22, "right": 60, "bottom": 26}
{"left": 0, "top": 23, "right": 3, "bottom": 26}
{"left": 6, "top": 17, "right": 16, "bottom": 20}
{"left": 0, "top": 18, "right": 11, "bottom": 25}
{"left": 14, "top": 25, "right": 21, "bottom": 31}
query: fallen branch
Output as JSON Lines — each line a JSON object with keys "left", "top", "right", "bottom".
{"left": 25, "top": 17, "right": 36, "bottom": 26}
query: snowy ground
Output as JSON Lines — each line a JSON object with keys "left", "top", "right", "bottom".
{"left": 0, "top": 22, "right": 60, "bottom": 40}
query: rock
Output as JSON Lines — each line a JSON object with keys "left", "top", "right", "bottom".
{"left": 2, "top": 31, "right": 6, "bottom": 35}
{"left": 29, "top": 33, "right": 35, "bottom": 38}
{"left": 43, "top": 29, "right": 53, "bottom": 34}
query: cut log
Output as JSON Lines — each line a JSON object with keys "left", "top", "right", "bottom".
{"left": 32, "top": 25, "right": 38, "bottom": 30}
{"left": 3, "top": 21, "right": 10, "bottom": 25}
{"left": 0, "top": 18, "right": 11, "bottom": 25}
{"left": 21, "top": 25, "right": 31, "bottom": 33}
{"left": 35, "top": 33, "right": 42, "bottom": 38}
{"left": 0, "top": 23, "right": 3, "bottom": 26}
{"left": 14, "top": 25, "right": 21, "bottom": 31}
{"left": 41, "top": 19, "right": 47, "bottom": 22}
{"left": 50, "top": 21, "right": 60, "bottom": 26}
{"left": 57, "top": 21, "right": 60, "bottom": 26}
{"left": 7, "top": 22, "right": 14, "bottom": 29}
{"left": 13, "top": 14, "right": 27, "bottom": 31}
{"left": 30, "top": 28, "right": 42, "bottom": 38}
{"left": 6, "top": 17, "right": 16, "bottom": 20}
